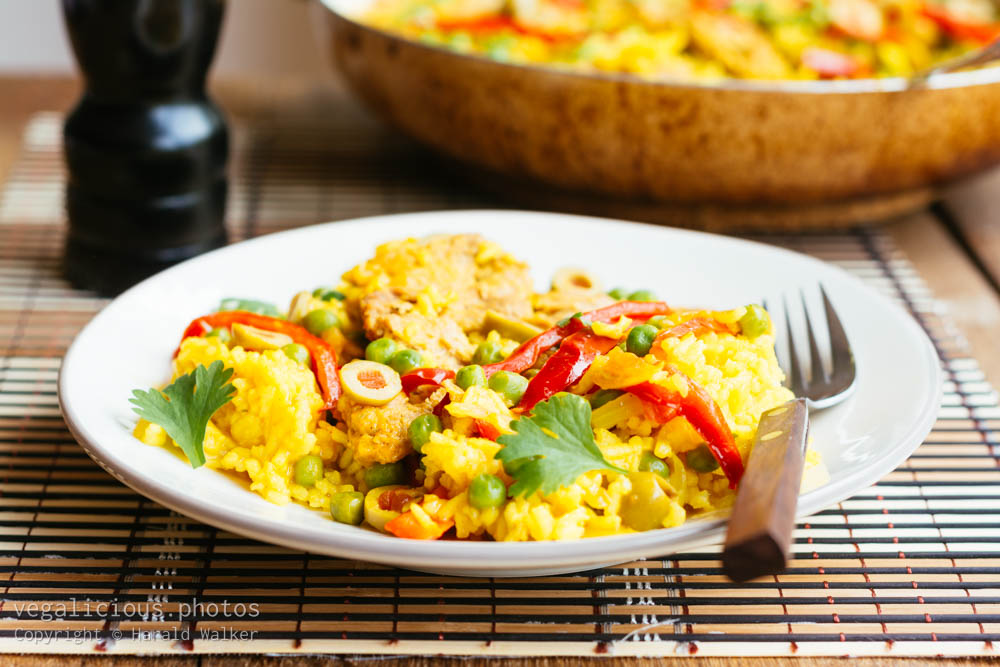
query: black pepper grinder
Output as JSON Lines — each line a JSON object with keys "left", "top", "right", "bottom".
{"left": 62, "top": 0, "right": 228, "bottom": 295}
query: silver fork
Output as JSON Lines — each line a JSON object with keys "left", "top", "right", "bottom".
{"left": 767, "top": 285, "right": 856, "bottom": 410}
{"left": 723, "top": 286, "right": 855, "bottom": 581}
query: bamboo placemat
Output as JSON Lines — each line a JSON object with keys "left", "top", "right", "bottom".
{"left": 0, "top": 104, "right": 998, "bottom": 658}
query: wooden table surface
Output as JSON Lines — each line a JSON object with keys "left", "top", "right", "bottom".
{"left": 2, "top": 75, "right": 999, "bottom": 666}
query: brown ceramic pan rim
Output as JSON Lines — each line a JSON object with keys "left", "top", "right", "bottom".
{"left": 319, "top": 0, "right": 1000, "bottom": 95}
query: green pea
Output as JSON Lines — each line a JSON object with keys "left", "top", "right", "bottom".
{"left": 472, "top": 340, "right": 504, "bottom": 365}
{"left": 456, "top": 364, "right": 487, "bottom": 390}
{"left": 330, "top": 491, "right": 364, "bottom": 525}
{"left": 488, "top": 371, "right": 528, "bottom": 407}
{"left": 281, "top": 343, "right": 311, "bottom": 366}
{"left": 589, "top": 389, "right": 624, "bottom": 410}
{"left": 647, "top": 315, "right": 669, "bottom": 329}
{"left": 364, "top": 461, "right": 407, "bottom": 489}
{"left": 626, "top": 324, "right": 658, "bottom": 357}
{"left": 639, "top": 451, "right": 669, "bottom": 478}
{"left": 365, "top": 337, "right": 399, "bottom": 364}
{"left": 313, "top": 287, "right": 346, "bottom": 301}
{"left": 686, "top": 443, "right": 720, "bottom": 473}
{"left": 739, "top": 304, "right": 770, "bottom": 339}
{"left": 408, "top": 414, "right": 442, "bottom": 453}
{"left": 608, "top": 287, "right": 628, "bottom": 300}
{"left": 294, "top": 455, "right": 324, "bottom": 487}
{"left": 468, "top": 473, "right": 506, "bottom": 509}
{"left": 205, "top": 327, "right": 231, "bottom": 345}
{"left": 627, "top": 289, "right": 656, "bottom": 302}
{"left": 303, "top": 309, "right": 339, "bottom": 336}
{"left": 389, "top": 349, "right": 422, "bottom": 374}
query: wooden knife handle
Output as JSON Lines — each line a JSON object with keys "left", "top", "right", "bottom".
{"left": 722, "top": 399, "right": 809, "bottom": 583}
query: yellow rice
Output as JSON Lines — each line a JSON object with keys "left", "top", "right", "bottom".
{"left": 134, "top": 234, "right": 823, "bottom": 541}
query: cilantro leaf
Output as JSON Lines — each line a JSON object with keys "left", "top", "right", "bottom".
{"left": 129, "top": 361, "right": 236, "bottom": 469}
{"left": 496, "top": 393, "right": 626, "bottom": 498}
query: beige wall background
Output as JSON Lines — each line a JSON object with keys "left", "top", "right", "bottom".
{"left": 0, "top": 0, "right": 332, "bottom": 79}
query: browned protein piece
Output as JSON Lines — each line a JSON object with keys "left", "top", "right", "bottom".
{"left": 338, "top": 392, "right": 430, "bottom": 466}
{"left": 355, "top": 235, "right": 534, "bottom": 368}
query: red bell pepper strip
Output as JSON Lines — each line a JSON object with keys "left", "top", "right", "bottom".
{"left": 474, "top": 419, "right": 502, "bottom": 441}
{"left": 482, "top": 317, "right": 585, "bottom": 377}
{"left": 483, "top": 300, "right": 671, "bottom": 377}
{"left": 384, "top": 511, "right": 454, "bottom": 540}
{"left": 635, "top": 393, "right": 681, "bottom": 424}
{"left": 436, "top": 15, "right": 583, "bottom": 42}
{"left": 655, "top": 317, "right": 737, "bottom": 342}
{"left": 921, "top": 4, "right": 1000, "bottom": 44}
{"left": 401, "top": 368, "right": 455, "bottom": 394}
{"left": 179, "top": 311, "right": 341, "bottom": 411}
{"left": 518, "top": 330, "right": 619, "bottom": 411}
{"left": 624, "top": 379, "right": 744, "bottom": 488}
{"left": 584, "top": 300, "right": 673, "bottom": 326}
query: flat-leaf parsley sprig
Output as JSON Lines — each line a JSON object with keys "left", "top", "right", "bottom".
{"left": 130, "top": 360, "right": 236, "bottom": 468}
{"left": 496, "top": 393, "right": 626, "bottom": 498}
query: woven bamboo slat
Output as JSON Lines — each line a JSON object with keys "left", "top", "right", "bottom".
{"left": 0, "top": 109, "right": 997, "bottom": 657}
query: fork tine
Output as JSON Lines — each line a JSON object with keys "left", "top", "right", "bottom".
{"left": 819, "top": 284, "right": 853, "bottom": 373}
{"left": 783, "top": 294, "right": 807, "bottom": 396}
{"left": 800, "top": 289, "right": 828, "bottom": 384}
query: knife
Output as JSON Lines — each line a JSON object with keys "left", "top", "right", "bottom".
{"left": 722, "top": 398, "right": 809, "bottom": 583}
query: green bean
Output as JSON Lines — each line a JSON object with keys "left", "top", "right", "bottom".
{"left": 364, "top": 461, "right": 407, "bottom": 489}
{"left": 330, "top": 491, "right": 364, "bottom": 525}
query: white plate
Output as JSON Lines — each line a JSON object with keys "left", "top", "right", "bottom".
{"left": 59, "top": 210, "right": 941, "bottom": 577}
